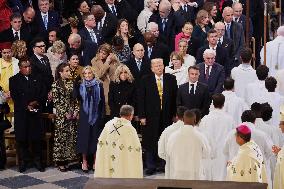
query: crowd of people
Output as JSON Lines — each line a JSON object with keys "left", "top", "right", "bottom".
{"left": 0, "top": 0, "right": 283, "bottom": 188}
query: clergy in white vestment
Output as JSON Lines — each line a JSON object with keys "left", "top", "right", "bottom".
{"left": 158, "top": 106, "right": 187, "bottom": 178}
{"left": 227, "top": 124, "right": 268, "bottom": 186}
{"left": 275, "top": 69, "right": 284, "bottom": 96}
{"left": 259, "top": 77, "right": 284, "bottom": 126}
{"left": 231, "top": 47, "right": 257, "bottom": 99}
{"left": 94, "top": 105, "right": 143, "bottom": 178}
{"left": 166, "top": 110, "right": 211, "bottom": 180}
{"left": 272, "top": 111, "right": 284, "bottom": 189}
{"left": 260, "top": 26, "right": 284, "bottom": 76}
{"left": 199, "top": 94, "right": 235, "bottom": 181}
{"left": 244, "top": 65, "right": 269, "bottom": 106}
{"left": 223, "top": 110, "right": 273, "bottom": 189}
{"left": 210, "top": 78, "right": 248, "bottom": 124}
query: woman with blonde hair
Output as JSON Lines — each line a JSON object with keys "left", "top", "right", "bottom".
{"left": 165, "top": 51, "right": 188, "bottom": 86}
{"left": 11, "top": 40, "right": 27, "bottom": 60}
{"left": 177, "top": 38, "right": 196, "bottom": 67}
{"left": 91, "top": 43, "right": 121, "bottom": 120}
{"left": 74, "top": 66, "right": 105, "bottom": 172}
{"left": 192, "top": 9, "right": 210, "bottom": 46}
{"left": 46, "top": 40, "right": 67, "bottom": 77}
{"left": 108, "top": 65, "right": 136, "bottom": 118}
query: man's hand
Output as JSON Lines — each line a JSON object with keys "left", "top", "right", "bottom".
{"left": 140, "top": 118, "right": 146, "bottom": 126}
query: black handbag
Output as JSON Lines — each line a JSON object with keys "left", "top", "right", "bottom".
{"left": 0, "top": 114, "right": 12, "bottom": 132}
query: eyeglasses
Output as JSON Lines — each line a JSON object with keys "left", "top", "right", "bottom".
{"left": 35, "top": 45, "right": 46, "bottom": 48}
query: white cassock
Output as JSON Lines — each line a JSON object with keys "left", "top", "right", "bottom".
{"left": 231, "top": 64, "right": 258, "bottom": 99}
{"left": 223, "top": 122, "right": 273, "bottom": 189}
{"left": 244, "top": 80, "right": 267, "bottom": 106}
{"left": 166, "top": 125, "right": 211, "bottom": 180}
{"left": 165, "top": 66, "right": 188, "bottom": 87}
{"left": 199, "top": 109, "right": 235, "bottom": 181}
{"left": 94, "top": 117, "right": 143, "bottom": 178}
{"left": 260, "top": 35, "right": 284, "bottom": 76}
{"left": 158, "top": 120, "right": 184, "bottom": 178}
{"left": 275, "top": 69, "right": 284, "bottom": 96}
{"left": 273, "top": 146, "right": 284, "bottom": 189}
{"left": 227, "top": 140, "right": 268, "bottom": 185}
{"left": 258, "top": 92, "right": 284, "bottom": 126}
{"left": 210, "top": 90, "right": 249, "bottom": 124}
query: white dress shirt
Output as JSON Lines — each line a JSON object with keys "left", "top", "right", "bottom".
{"left": 188, "top": 81, "right": 198, "bottom": 94}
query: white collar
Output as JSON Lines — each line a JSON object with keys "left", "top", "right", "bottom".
{"left": 35, "top": 53, "right": 44, "bottom": 61}
{"left": 12, "top": 28, "right": 20, "bottom": 34}
{"left": 209, "top": 44, "right": 218, "bottom": 50}
{"left": 188, "top": 80, "right": 198, "bottom": 85}
{"left": 86, "top": 27, "right": 94, "bottom": 32}
{"left": 155, "top": 74, "right": 163, "bottom": 80}
{"left": 219, "top": 36, "right": 223, "bottom": 42}
{"left": 135, "top": 58, "right": 142, "bottom": 62}
{"left": 41, "top": 11, "right": 48, "bottom": 16}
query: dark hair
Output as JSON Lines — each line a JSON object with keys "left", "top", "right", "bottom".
{"left": 212, "top": 93, "right": 225, "bottom": 108}
{"left": 250, "top": 102, "right": 262, "bottom": 117}
{"left": 240, "top": 47, "right": 252, "bottom": 63}
{"left": 261, "top": 102, "right": 273, "bottom": 122}
{"left": 55, "top": 63, "right": 69, "bottom": 81}
{"left": 48, "top": 27, "right": 59, "bottom": 36}
{"left": 224, "top": 78, "right": 234, "bottom": 90}
{"left": 191, "top": 108, "right": 202, "bottom": 124}
{"left": 67, "top": 49, "right": 80, "bottom": 60}
{"left": 207, "top": 29, "right": 217, "bottom": 37}
{"left": 265, "top": 76, "right": 277, "bottom": 92}
{"left": 203, "top": 2, "right": 216, "bottom": 16}
{"left": 10, "top": 12, "right": 22, "bottom": 21}
{"left": 183, "top": 110, "right": 196, "bottom": 120}
{"left": 117, "top": 19, "right": 133, "bottom": 37}
{"left": 30, "top": 37, "right": 45, "bottom": 48}
{"left": 241, "top": 110, "right": 256, "bottom": 123}
{"left": 82, "top": 12, "right": 92, "bottom": 22}
{"left": 18, "top": 57, "right": 30, "bottom": 67}
{"left": 176, "top": 106, "right": 188, "bottom": 119}
{"left": 256, "top": 65, "right": 269, "bottom": 80}
{"left": 188, "top": 65, "right": 200, "bottom": 72}
{"left": 236, "top": 130, "right": 251, "bottom": 142}
{"left": 112, "top": 36, "right": 124, "bottom": 47}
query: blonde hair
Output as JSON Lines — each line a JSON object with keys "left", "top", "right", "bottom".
{"left": 170, "top": 51, "right": 184, "bottom": 64}
{"left": 113, "top": 65, "right": 134, "bottom": 83}
{"left": 196, "top": 10, "right": 209, "bottom": 25}
{"left": 11, "top": 40, "right": 27, "bottom": 58}
{"left": 82, "top": 66, "right": 96, "bottom": 80}
{"left": 51, "top": 40, "right": 66, "bottom": 54}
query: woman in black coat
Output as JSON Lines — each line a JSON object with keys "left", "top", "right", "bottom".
{"left": 108, "top": 64, "right": 136, "bottom": 118}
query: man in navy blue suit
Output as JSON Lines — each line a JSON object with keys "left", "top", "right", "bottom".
{"left": 197, "top": 49, "right": 225, "bottom": 95}
{"left": 33, "top": 0, "right": 61, "bottom": 38}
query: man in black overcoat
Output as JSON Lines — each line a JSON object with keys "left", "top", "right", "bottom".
{"left": 9, "top": 59, "right": 47, "bottom": 173}
{"left": 138, "top": 58, "right": 177, "bottom": 175}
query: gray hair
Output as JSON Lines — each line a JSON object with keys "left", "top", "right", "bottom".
{"left": 203, "top": 49, "right": 216, "bottom": 57}
{"left": 51, "top": 40, "right": 66, "bottom": 54}
{"left": 146, "top": 22, "right": 158, "bottom": 32}
{"left": 120, "top": 105, "right": 134, "bottom": 117}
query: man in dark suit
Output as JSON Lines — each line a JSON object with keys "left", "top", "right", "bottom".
{"left": 22, "top": 6, "right": 37, "bottom": 36}
{"left": 91, "top": 4, "right": 118, "bottom": 44}
{"left": 138, "top": 58, "right": 177, "bottom": 175}
{"left": 148, "top": 0, "right": 184, "bottom": 50}
{"left": 33, "top": 0, "right": 60, "bottom": 38}
{"left": 9, "top": 58, "right": 47, "bottom": 173}
{"left": 126, "top": 43, "right": 151, "bottom": 86}
{"left": 196, "top": 29, "right": 231, "bottom": 77}
{"left": 79, "top": 13, "right": 103, "bottom": 47}
{"left": 68, "top": 33, "right": 97, "bottom": 66}
{"left": 143, "top": 32, "right": 170, "bottom": 66}
{"left": 214, "top": 22, "right": 234, "bottom": 58}
{"left": 197, "top": 49, "right": 225, "bottom": 95}
{"left": 179, "top": 0, "right": 204, "bottom": 23}
{"left": 29, "top": 38, "right": 53, "bottom": 110}
{"left": 232, "top": 2, "right": 253, "bottom": 40}
{"left": 0, "top": 12, "right": 31, "bottom": 45}
{"left": 177, "top": 66, "right": 210, "bottom": 116}
{"left": 223, "top": 7, "right": 245, "bottom": 66}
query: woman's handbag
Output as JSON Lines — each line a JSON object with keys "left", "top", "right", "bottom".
{"left": 0, "top": 114, "right": 12, "bottom": 132}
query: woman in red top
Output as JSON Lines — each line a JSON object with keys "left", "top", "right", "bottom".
{"left": 0, "top": 0, "right": 12, "bottom": 32}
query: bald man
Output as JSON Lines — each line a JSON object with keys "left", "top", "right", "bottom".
{"left": 22, "top": 7, "right": 36, "bottom": 35}
{"left": 260, "top": 26, "right": 284, "bottom": 76}
{"left": 138, "top": 58, "right": 177, "bottom": 175}
{"left": 223, "top": 7, "right": 245, "bottom": 66}
{"left": 126, "top": 43, "right": 151, "bottom": 86}
{"left": 67, "top": 33, "right": 97, "bottom": 66}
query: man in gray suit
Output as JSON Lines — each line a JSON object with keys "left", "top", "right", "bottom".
{"left": 223, "top": 7, "right": 245, "bottom": 67}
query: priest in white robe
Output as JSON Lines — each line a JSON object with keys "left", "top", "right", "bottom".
{"left": 94, "top": 105, "right": 143, "bottom": 178}
{"left": 244, "top": 65, "right": 269, "bottom": 106}
{"left": 272, "top": 111, "right": 284, "bottom": 189}
{"left": 223, "top": 110, "right": 273, "bottom": 189}
{"left": 231, "top": 48, "right": 257, "bottom": 99}
{"left": 199, "top": 94, "right": 235, "bottom": 181}
{"left": 166, "top": 110, "right": 211, "bottom": 180}
{"left": 227, "top": 124, "right": 268, "bottom": 185}
{"left": 158, "top": 106, "right": 187, "bottom": 178}
{"left": 210, "top": 78, "right": 248, "bottom": 124}
{"left": 260, "top": 26, "right": 284, "bottom": 76}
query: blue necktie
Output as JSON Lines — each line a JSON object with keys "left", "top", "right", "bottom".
{"left": 43, "top": 15, "right": 48, "bottom": 30}
{"left": 111, "top": 5, "right": 117, "bottom": 16}
{"left": 162, "top": 19, "right": 166, "bottom": 32}
{"left": 226, "top": 23, "right": 231, "bottom": 39}
{"left": 137, "top": 60, "right": 142, "bottom": 71}
{"left": 148, "top": 47, "right": 152, "bottom": 59}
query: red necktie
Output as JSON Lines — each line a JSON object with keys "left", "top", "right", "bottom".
{"left": 205, "top": 66, "right": 210, "bottom": 80}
